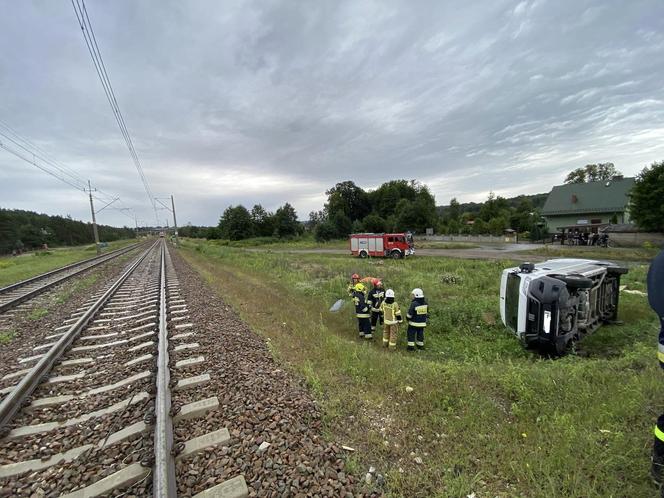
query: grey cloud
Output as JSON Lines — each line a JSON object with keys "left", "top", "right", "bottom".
{"left": 1, "top": 0, "right": 663, "bottom": 226}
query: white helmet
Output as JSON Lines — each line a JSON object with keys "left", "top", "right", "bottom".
{"left": 411, "top": 288, "right": 424, "bottom": 298}
{"left": 385, "top": 289, "right": 395, "bottom": 298}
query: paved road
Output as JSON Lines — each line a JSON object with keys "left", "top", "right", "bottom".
{"left": 246, "top": 244, "right": 547, "bottom": 262}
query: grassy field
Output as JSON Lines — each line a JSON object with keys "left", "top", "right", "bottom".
{"left": 0, "top": 239, "right": 137, "bottom": 288}
{"left": 519, "top": 244, "right": 660, "bottom": 263}
{"left": 205, "top": 235, "right": 347, "bottom": 250}
{"left": 180, "top": 239, "right": 661, "bottom": 498}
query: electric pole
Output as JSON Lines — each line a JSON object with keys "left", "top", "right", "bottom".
{"left": 87, "top": 180, "right": 101, "bottom": 255}
{"left": 171, "top": 195, "right": 179, "bottom": 247}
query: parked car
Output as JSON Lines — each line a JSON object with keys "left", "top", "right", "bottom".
{"left": 499, "top": 258, "right": 628, "bottom": 354}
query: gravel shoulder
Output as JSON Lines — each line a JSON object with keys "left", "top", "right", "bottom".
{"left": 169, "top": 248, "right": 367, "bottom": 497}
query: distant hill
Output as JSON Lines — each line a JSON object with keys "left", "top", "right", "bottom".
{"left": 437, "top": 193, "right": 549, "bottom": 217}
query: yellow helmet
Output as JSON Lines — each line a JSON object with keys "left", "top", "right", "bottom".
{"left": 354, "top": 283, "right": 366, "bottom": 292}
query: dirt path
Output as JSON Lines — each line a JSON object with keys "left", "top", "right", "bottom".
{"left": 245, "top": 246, "right": 546, "bottom": 262}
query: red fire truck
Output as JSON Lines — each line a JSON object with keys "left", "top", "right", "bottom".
{"left": 349, "top": 233, "right": 415, "bottom": 259}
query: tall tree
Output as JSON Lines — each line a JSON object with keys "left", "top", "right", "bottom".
{"left": 273, "top": 203, "right": 301, "bottom": 238}
{"left": 219, "top": 205, "right": 253, "bottom": 240}
{"left": 325, "top": 181, "right": 371, "bottom": 221}
{"left": 564, "top": 163, "right": 621, "bottom": 184}
{"left": 250, "top": 204, "right": 274, "bottom": 237}
{"left": 630, "top": 160, "right": 664, "bottom": 232}
{"left": 447, "top": 198, "right": 461, "bottom": 222}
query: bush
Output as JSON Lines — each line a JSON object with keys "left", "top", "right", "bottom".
{"left": 315, "top": 221, "right": 338, "bottom": 241}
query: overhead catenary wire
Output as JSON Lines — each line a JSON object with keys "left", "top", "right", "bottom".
{"left": 71, "top": 0, "right": 158, "bottom": 223}
{"left": 0, "top": 124, "right": 137, "bottom": 224}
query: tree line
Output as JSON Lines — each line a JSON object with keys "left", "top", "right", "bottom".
{"left": 0, "top": 208, "right": 135, "bottom": 254}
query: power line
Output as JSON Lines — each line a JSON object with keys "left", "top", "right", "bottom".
{"left": 71, "top": 0, "right": 158, "bottom": 223}
{"left": 0, "top": 124, "right": 137, "bottom": 224}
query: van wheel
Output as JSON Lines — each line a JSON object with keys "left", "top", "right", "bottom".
{"left": 606, "top": 266, "right": 628, "bottom": 276}
{"left": 359, "top": 251, "right": 368, "bottom": 259}
{"left": 390, "top": 250, "right": 401, "bottom": 260}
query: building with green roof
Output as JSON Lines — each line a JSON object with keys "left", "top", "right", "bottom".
{"left": 542, "top": 176, "right": 635, "bottom": 232}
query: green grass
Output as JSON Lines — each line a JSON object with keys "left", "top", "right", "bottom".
{"left": 54, "top": 273, "right": 100, "bottom": 305}
{"left": 27, "top": 307, "right": 49, "bottom": 320}
{"left": 197, "top": 235, "right": 348, "bottom": 250}
{"left": 0, "top": 239, "right": 136, "bottom": 288}
{"left": 519, "top": 244, "right": 660, "bottom": 262}
{"left": 181, "top": 239, "right": 661, "bottom": 498}
{"left": 0, "top": 329, "right": 15, "bottom": 344}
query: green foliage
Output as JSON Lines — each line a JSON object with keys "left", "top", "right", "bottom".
{"left": 362, "top": 213, "right": 387, "bottom": 233}
{"left": 218, "top": 205, "right": 253, "bottom": 240}
{"left": 326, "top": 180, "right": 371, "bottom": 221}
{"left": 251, "top": 204, "right": 274, "bottom": 237}
{"left": 322, "top": 179, "right": 438, "bottom": 234}
{"left": 0, "top": 208, "right": 135, "bottom": 255}
{"left": 630, "top": 160, "right": 664, "bottom": 232}
{"left": 183, "top": 240, "right": 660, "bottom": 498}
{"left": 564, "top": 163, "right": 620, "bottom": 184}
{"left": 273, "top": 203, "right": 302, "bottom": 238}
{"left": 315, "top": 221, "right": 339, "bottom": 242}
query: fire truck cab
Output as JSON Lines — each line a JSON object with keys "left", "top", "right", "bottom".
{"left": 350, "top": 233, "right": 414, "bottom": 259}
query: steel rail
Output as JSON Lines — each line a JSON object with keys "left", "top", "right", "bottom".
{"left": 153, "top": 241, "right": 177, "bottom": 497}
{"left": 0, "top": 242, "right": 140, "bottom": 295}
{"left": 0, "top": 240, "right": 159, "bottom": 431}
{"left": 0, "top": 242, "right": 144, "bottom": 314}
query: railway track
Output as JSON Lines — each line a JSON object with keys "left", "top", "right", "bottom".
{"left": 0, "top": 242, "right": 143, "bottom": 315}
{"left": 0, "top": 240, "right": 248, "bottom": 497}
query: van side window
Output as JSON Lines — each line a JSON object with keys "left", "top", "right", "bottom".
{"left": 388, "top": 237, "right": 395, "bottom": 243}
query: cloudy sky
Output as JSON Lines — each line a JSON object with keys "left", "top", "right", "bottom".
{"left": 1, "top": 0, "right": 663, "bottom": 227}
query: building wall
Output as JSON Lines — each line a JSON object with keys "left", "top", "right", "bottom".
{"left": 543, "top": 212, "right": 625, "bottom": 231}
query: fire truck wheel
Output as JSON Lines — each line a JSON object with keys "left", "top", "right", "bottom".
{"left": 359, "top": 250, "right": 368, "bottom": 259}
{"left": 390, "top": 250, "right": 402, "bottom": 260}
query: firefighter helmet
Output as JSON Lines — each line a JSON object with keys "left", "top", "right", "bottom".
{"left": 412, "top": 288, "right": 424, "bottom": 298}
{"left": 354, "top": 283, "right": 366, "bottom": 292}
{"left": 385, "top": 289, "right": 395, "bottom": 298}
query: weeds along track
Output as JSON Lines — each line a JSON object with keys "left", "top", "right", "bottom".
{"left": 0, "top": 240, "right": 247, "bottom": 497}
{"left": 0, "top": 243, "right": 143, "bottom": 321}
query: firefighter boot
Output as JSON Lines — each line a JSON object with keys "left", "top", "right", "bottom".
{"left": 653, "top": 419, "right": 664, "bottom": 488}
{"left": 406, "top": 326, "right": 416, "bottom": 350}
{"left": 416, "top": 329, "right": 425, "bottom": 350}
{"left": 652, "top": 450, "right": 664, "bottom": 489}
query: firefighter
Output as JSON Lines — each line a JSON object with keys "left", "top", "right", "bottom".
{"left": 380, "top": 289, "right": 402, "bottom": 348}
{"left": 347, "top": 273, "right": 361, "bottom": 297}
{"left": 648, "top": 249, "right": 664, "bottom": 488}
{"left": 352, "top": 282, "right": 372, "bottom": 339}
{"left": 406, "top": 288, "right": 428, "bottom": 350}
{"left": 369, "top": 279, "right": 385, "bottom": 334}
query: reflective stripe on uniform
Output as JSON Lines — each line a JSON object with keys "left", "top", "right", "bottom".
{"left": 382, "top": 338, "right": 389, "bottom": 344}
{"left": 407, "top": 341, "right": 415, "bottom": 346}
{"left": 655, "top": 425, "right": 664, "bottom": 442}
{"left": 416, "top": 341, "right": 424, "bottom": 346}
{"left": 365, "top": 334, "right": 373, "bottom": 339}
{"left": 408, "top": 321, "right": 426, "bottom": 328}
{"left": 658, "top": 351, "right": 664, "bottom": 363}
{"left": 388, "top": 342, "right": 396, "bottom": 347}
{"left": 356, "top": 313, "right": 371, "bottom": 318}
